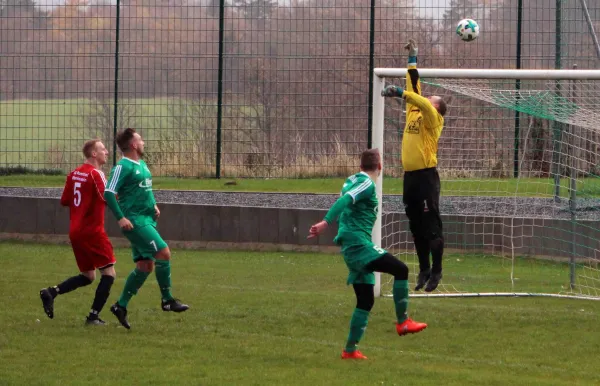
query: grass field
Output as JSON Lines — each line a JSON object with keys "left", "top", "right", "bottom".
{"left": 1, "top": 241, "right": 599, "bottom": 385}
{"left": 1, "top": 174, "right": 600, "bottom": 198}
{"left": 0, "top": 99, "right": 177, "bottom": 167}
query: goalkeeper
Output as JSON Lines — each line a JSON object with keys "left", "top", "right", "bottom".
{"left": 308, "top": 149, "right": 427, "bottom": 360}
{"left": 381, "top": 38, "right": 447, "bottom": 292}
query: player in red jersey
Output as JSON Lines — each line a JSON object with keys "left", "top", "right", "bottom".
{"left": 39, "top": 139, "right": 117, "bottom": 325}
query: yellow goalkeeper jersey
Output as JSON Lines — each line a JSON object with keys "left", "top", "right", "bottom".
{"left": 401, "top": 64, "right": 444, "bottom": 172}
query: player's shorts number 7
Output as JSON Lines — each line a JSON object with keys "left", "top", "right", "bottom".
{"left": 149, "top": 240, "right": 158, "bottom": 251}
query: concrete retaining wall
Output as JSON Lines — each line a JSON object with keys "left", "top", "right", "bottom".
{"left": 0, "top": 196, "right": 598, "bottom": 259}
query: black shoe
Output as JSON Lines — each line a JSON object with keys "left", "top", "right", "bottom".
{"left": 85, "top": 315, "right": 106, "bottom": 326}
{"left": 110, "top": 303, "right": 131, "bottom": 329}
{"left": 161, "top": 298, "right": 189, "bottom": 313}
{"left": 425, "top": 271, "right": 443, "bottom": 292}
{"left": 414, "top": 270, "right": 431, "bottom": 291}
{"left": 39, "top": 288, "right": 54, "bottom": 319}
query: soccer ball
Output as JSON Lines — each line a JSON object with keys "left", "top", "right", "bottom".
{"left": 456, "top": 18, "right": 479, "bottom": 42}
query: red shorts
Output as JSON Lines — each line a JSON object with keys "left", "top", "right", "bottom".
{"left": 70, "top": 232, "right": 116, "bottom": 272}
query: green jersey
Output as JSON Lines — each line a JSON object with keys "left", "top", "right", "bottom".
{"left": 332, "top": 172, "right": 378, "bottom": 245}
{"left": 106, "top": 157, "right": 157, "bottom": 227}
{"left": 322, "top": 171, "right": 384, "bottom": 285}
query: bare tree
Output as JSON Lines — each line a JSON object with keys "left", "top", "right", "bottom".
{"left": 233, "top": 0, "right": 275, "bottom": 20}
{"left": 77, "top": 100, "right": 137, "bottom": 147}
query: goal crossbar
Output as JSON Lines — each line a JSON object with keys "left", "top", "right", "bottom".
{"left": 374, "top": 68, "right": 600, "bottom": 80}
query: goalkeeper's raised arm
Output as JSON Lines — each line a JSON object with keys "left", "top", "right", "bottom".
{"left": 381, "top": 39, "right": 446, "bottom": 134}
{"left": 405, "top": 38, "right": 420, "bottom": 95}
{"left": 380, "top": 39, "right": 446, "bottom": 124}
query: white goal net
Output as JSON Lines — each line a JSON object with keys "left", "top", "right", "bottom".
{"left": 371, "top": 68, "right": 600, "bottom": 300}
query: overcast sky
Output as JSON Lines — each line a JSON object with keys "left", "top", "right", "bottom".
{"left": 34, "top": 0, "right": 449, "bottom": 17}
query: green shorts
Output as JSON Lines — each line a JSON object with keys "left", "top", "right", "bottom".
{"left": 123, "top": 224, "right": 168, "bottom": 262}
{"left": 341, "top": 242, "right": 387, "bottom": 285}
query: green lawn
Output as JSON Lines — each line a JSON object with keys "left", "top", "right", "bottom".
{"left": 0, "top": 98, "right": 177, "bottom": 166}
{"left": 1, "top": 174, "right": 600, "bottom": 197}
{"left": 1, "top": 242, "right": 599, "bottom": 385}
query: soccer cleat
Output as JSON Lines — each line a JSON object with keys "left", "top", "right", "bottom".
{"left": 414, "top": 269, "right": 431, "bottom": 291}
{"left": 85, "top": 316, "right": 106, "bottom": 326}
{"left": 110, "top": 303, "right": 131, "bottom": 330}
{"left": 341, "top": 350, "right": 368, "bottom": 360}
{"left": 425, "top": 272, "right": 443, "bottom": 292}
{"left": 396, "top": 318, "right": 428, "bottom": 336}
{"left": 39, "top": 288, "right": 54, "bottom": 319}
{"left": 161, "top": 298, "right": 189, "bottom": 313}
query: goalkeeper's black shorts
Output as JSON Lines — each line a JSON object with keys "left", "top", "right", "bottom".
{"left": 403, "top": 167, "right": 443, "bottom": 241}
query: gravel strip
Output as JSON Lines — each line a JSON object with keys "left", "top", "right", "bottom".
{"left": 1, "top": 187, "right": 598, "bottom": 220}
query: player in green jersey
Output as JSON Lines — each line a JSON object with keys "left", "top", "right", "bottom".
{"left": 308, "top": 149, "right": 427, "bottom": 360}
{"left": 104, "top": 128, "right": 189, "bottom": 329}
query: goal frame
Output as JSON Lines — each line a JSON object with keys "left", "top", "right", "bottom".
{"left": 371, "top": 68, "right": 600, "bottom": 299}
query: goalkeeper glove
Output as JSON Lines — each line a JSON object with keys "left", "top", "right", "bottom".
{"left": 404, "top": 38, "right": 418, "bottom": 57}
{"left": 381, "top": 85, "right": 404, "bottom": 98}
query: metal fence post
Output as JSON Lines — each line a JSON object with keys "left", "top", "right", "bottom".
{"left": 112, "top": 0, "right": 122, "bottom": 166}
{"left": 514, "top": 0, "right": 523, "bottom": 178}
{"left": 553, "top": 0, "right": 563, "bottom": 201}
{"left": 367, "top": 0, "right": 376, "bottom": 149}
{"left": 215, "top": 0, "right": 225, "bottom": 178}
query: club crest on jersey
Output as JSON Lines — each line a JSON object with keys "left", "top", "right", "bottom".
{"left": 139, "top": 178, "right": 152, "bottom": 189}
{"left": 407, "top": 116, "right": 422, "bottom": 134}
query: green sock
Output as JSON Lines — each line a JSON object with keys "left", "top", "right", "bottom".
{"left": 155, "top": 259, "right": 174, "bottom": 302}
{"left": 344, "top": 308, "right": 370, "bottom": 353}
{"left": 117, "top": 268, "right": 150, "bottom": 308}
{"left": 393, "top": 280, "right": 409, "bottom": 323}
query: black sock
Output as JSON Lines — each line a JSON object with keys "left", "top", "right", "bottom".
{"left": 413, "top": 236, "right": 431, "bottom": 272}
{"left": 53, "top": 274, "right": 93, "bottom": 297}
{"left": 430, "top": 237, "right": 444, "bottom": 274}
{"left": 89, "top": 275, "right": 115, "bottom": 317}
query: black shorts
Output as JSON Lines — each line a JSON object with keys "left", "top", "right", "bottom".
{"left": 403, "top": 167, "right": 443, "bottom": 240}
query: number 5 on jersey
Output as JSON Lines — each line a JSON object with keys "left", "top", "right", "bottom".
{"left": 74, "top": 182, "right": 82, "bottom": 207}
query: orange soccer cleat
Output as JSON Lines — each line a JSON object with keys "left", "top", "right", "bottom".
{"left": 396, "top": 318, "right": 428, "bottom": 336}
{"left": 341, "top": 350, "right": 368, "bottom": 360}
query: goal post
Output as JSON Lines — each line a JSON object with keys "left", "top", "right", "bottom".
{"left": 372, "top": 70, "right": 386, "bottom": 298}
{"left": 371, "top": 68, "right": 600, "bottom": 300}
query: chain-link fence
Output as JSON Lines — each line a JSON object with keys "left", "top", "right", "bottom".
{"left": 1, "top": 0, "right": 599, "bottom": 178}
{"left": 378, "top": 1, "right": 600, "bottom": 180}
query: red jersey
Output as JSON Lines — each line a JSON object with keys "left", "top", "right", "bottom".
{"left": 60, "top": 163, "right": 108, "bottom": 236}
